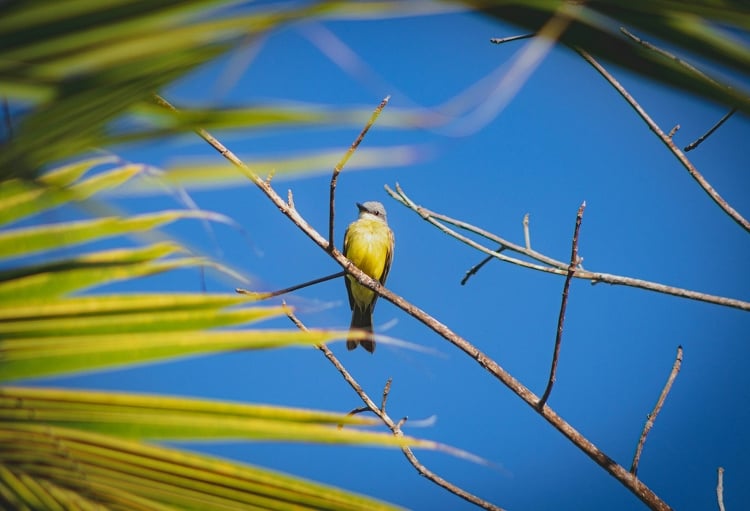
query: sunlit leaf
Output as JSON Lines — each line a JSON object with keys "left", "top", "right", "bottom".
{"left": 0, "top": 210, "right": 230, "bottom": 259}
{"left": 115, "top": 145, "right": 423, "bottom": 194}
{"left": 0, "top": 305, "right": 287, "bottom": 338}
{"left": 0, "top": 424, "right": 405, "bottom": 511}
{"left": 0, "top": 293, "right": 256, "bottom": 321}
{"left": 0, "top": 243, "right": 192, "bottom": 304}
{"left": 0, "top": 157, "right": 146, "bottom": 228}
{"left": 0, "top": 329, "right": 350, "bottom": 381}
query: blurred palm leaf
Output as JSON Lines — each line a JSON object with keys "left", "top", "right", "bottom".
{"left": 0, "top": 386, "right": 439, "bottom": 449}
{"left": 478, "top": 0, "right": 750, "bottom": 113}
{"left": 113, "top": 145, "right": 422, "bottom": 194}
{"left": 0, "top": 157, "right": 429, "bottom": 508}
{"left": 0, "top": 0, "right": 418, "bottom": 179}
{"left": 1, "top": 422, "right": 405, "bottom": 511}
{"left": 0, "top": 3, "right": 442, "bottom": 506}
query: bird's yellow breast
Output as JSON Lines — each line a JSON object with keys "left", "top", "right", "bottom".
{"left": 344, "top": 217, "right": 393, "bottom": 306}
{"left": 345, "top": 219, "right": 390, "bottom": 277}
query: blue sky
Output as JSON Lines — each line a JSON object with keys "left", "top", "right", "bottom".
{"left": 37, "top": 6, "right": 749, "bottom": 511}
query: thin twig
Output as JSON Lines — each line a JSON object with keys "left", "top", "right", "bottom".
{"left": 287, "top": 189, "right": 295, "bottom": 209}
{"left": 159, "top": 94, "right": 673, "bottom": 511}
{"left": 717, "top": 467, "right": 725, "bottom": 511}
{"left": 236, "top": 271, "right": 345, "bottom": 299}
{"left": 328, "top": 95, "right": 390, "bottom": 250}
{"left": 284, "top": 307, "right": 505, "bottom": 511}
{"left": 685, "top": 109, "right": 737, "bottom": 152}
{"left": 345, "top": 406, "right": 370, "bottom": 419}
{"left": 538, "top": 202, "right": 585, "bottom": 409}
{"left": 152, "top": 94, "right": 334, "bottom": 258}
{"left": 523, "top": 213, "right": 531, "bottom": 250}
{"left": 388, "top": 184, "right": 750, "bottom": 312}
{"left": 621, "top": 25, "right": 738, "bottom": 154}
{"left": 630, "top": 346, "right": 683, "bottom": 476}
{"left": 460, "top": 248, "right": 503, "bottom": 286}
{"left": 575, "top": 48, "right": 749, "bottom": 234}
{"left": 619, "top": 27, "right": 718, "bottom": 86}
{"left": 490, "top": 33, "right": 535, "bottom": 45}
{"left": 381, "top": 378, "right": 393, "bottom": 412}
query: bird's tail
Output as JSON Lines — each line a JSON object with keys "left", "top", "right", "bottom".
{"left": 347, "top": 307, "right": 375, "bottom": 353}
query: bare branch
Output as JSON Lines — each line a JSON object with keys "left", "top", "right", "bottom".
{"left": 345, "top": 406, "right": 370, "bottom": 418}
{"left": 620, "top": 25, "right": 737, "bottom": 153}
{"left": 630, "top": 346, "right": 684, "bottom": 476}
{"left": 496, "top": 27, "right": 739, "bottom": 155}
{"left": 538, "top": 202, "right": 585, "bottom": 408}
{"left": 284, "top": 307, "right": 505, "bottom": 511}
{"left": 287, "top": 188, "right": 295, "bottom": 209}
{"left": 381, "top": 377, "right": 393, "bottom": 412}
{"left": 153, "top": 94, "right": 330, "bottom": 252}
{"left": 461, "top": 248, "right": 503, "bottom": 286}
{"left": 684, "top": 109, "right": 737, "bottom": 152}
{"left": 717, "top": 467, "right": 726, "bottom": 511}
{"left": 161, "top": 95, "right": 673, "bottom": 511}
{"left": 387, "top": 184, "right": 750, "bottom": 312}
{"left": 236, "top": 271, "right": 345, "bottom": 300}
{"left": 523, "top": 213, "right": 531, "bottom": 250}
{"left": 328, "top": 95, "right": 390, "bottom": 249}
{"left": 490, "top": 33, "right": 535, "bottom": 45}
{"left": 619, "top": 27, "right": 719, "bottom": 86}
{"left": 574, "top": 49, "right": 750, "bottom": 234}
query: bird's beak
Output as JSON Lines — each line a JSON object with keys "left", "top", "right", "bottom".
{"left": 356, "top": 202, "right": 366, "bottom": 212}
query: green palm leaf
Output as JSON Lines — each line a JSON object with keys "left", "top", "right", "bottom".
{"left": 0, "top": 157, "right": 131, "bottom": 226}
{"left": 480, "top": 1, "right": 750, "bottom": 112}
{"left": 0, "top": 170, "right": 416, "bottom": 508}
{"left": 1, "top": 424, "right": 404, "bottom": 511}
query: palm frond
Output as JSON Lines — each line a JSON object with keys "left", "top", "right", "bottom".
{"left": 1, "top": 423, "right": 405, "bottom": 511}
{"left": 480, "top": 1, "right": 750, "bottom": 112}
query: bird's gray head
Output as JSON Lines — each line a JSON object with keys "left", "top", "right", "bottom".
{"left": 357, "top": 201, "right": 387, "bottom": 222}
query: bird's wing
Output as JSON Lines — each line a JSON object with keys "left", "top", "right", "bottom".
{"left": 378, "top": 228, "right": 395, "bottom": 287}
{"left": 343, "top": 226, "right": 356, "bottom": 311}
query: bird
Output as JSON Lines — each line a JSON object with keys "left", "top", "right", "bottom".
{"left": 343, "top": 201, "right": 394, "bottom": 353}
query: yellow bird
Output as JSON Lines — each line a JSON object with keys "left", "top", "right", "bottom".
{"left": 343, "top": 201, "right": 394, "bottom": 353}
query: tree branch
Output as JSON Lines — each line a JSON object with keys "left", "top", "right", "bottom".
{"left": 684, "top": 108, "right": 737, "bottom": 152}
{"left": 538, "top": 201, "right": 585, "bottom": 408}
{"left": 522, "top": 213, "right": 531, "bottom": 250}
{"left": 574, "top": 48, "right": 749, "bottom": 234}
{"left": 490, "top": 33, "right": 535, "bottom": 45}
{"left": 158, "top": 95, "right": 673, "bottom": 511}
{"left": 460, "top": 248, "right": 502, "bottom": 286}
{"left": 618, "top": 27, "right": 721, "bottom": 89}
{"left": 717, "top": 467, "right": 726, "bottom": 511}
{"left": 328, "top": 96, "right": 390, "bottom": 249}
{"left": 381, "top": 377, "right": 393, "bottom": 412}
{"left": 283, "top": 306, "right": 505, "bottom": 511}
{"left": 618, "top": 28, "right": 738, "bottom": 152}
{"left": 630, "top": 346, "right": 683, "bottom": 476}
{"left": 236, "top": 271, "right": 345, "bottom": 299}
{"left": 152, "top": 93, "right": 329, "bottom": 252}
{"left": 387, "top": 184, "right": 750, "bottom": 312}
